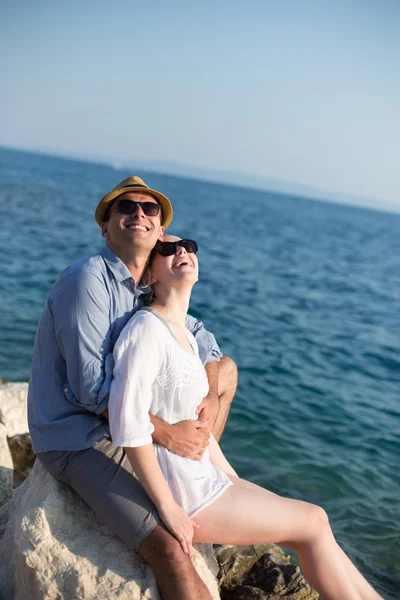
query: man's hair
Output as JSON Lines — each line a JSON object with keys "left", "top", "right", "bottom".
{"left": 103, "top": 200, "right": 116, "bottom": 223}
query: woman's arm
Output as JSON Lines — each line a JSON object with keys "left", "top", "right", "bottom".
{"left": 109, "top": 315, "right": 198, "bottom": 555}
{"left": 208, "top": 434, "right": 238, "bottom": 477}
{"left": 124, "top": 444, "right": 199, "bottom": 556}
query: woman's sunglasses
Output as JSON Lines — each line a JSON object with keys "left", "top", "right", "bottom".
{"left": 106, "top": 198, "right": 161, "bottom": 220}
{"left": 155, "top": 239, "right": 198, "bottom": 256}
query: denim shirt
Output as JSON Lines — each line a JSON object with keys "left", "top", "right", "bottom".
{"left": 28, "top": 245, "right": 222, "bottom": 453}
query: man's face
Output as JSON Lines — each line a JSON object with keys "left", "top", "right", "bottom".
{"left": 101, "top": 192, "right": 164, "bottom": 253}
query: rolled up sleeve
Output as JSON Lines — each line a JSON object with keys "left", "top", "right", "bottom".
{"left": 185, "top": 314, "right": 222, "bottom": 366}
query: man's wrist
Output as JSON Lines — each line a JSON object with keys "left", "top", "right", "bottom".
{"left": 203, "top": 393, "right": 219, "bottom": 411}
{"left": 151, "top": 416, "right": 174, "bottom": 450}
{"left": 204, "top": 392, "right": 218, "bottom": 402}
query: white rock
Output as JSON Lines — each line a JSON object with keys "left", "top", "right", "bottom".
{"left": 0, "top": 383, "right": 29, "bottom": 438}
{"left": 0, "top": 423, "right": 13, "bottom": 508}
{"left": 0, "top": 460, "right": 220, "bottom": 600}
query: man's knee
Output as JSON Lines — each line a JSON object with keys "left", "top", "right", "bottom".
{"left": 218, "top": 355, "right": 238, "bottom": 396}
{"left": 137, "top": 524, "right": 190, "bottom": 571}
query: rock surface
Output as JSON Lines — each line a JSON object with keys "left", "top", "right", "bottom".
{"left": 7, "top": 432, "right": 36, "bottom": 485}
{"left": 0, "top": 423, "right": 13, "bottom": 508}
{"left": 216, "top": 545, "right": 319, "bottom": 599}
{"left": 0, "top": 383, "right": 34, "bottom": 488}
{"left": 0, "top": 459, "right": 221, "bottom": 600}
{"left": 0, "top": 383, "right": 29, "bottom": 438}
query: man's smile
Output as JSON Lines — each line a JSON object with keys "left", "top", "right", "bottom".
{"left": 124, "top": 222, "right": 149, "bottom": 232}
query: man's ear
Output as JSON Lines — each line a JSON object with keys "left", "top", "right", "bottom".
{"left": 158, "top": 226, "right": 165, "bottom": 241}
{"left": 101, "top": 222, "right": 108, "bottom": 238}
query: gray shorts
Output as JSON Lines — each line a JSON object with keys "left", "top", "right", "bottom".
{"left": 37, "top": 438, "right": 160, "bottom": 551}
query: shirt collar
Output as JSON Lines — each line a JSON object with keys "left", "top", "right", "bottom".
{"left": 98, "top": 244, "right": 131, "bottom": 281}
{"left": 99, "top": 244, "right": 152, "bottom": 297}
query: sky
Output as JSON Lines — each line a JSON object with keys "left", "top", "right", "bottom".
{"left": 1, "top": 0, "right": 399, "bottom": 210}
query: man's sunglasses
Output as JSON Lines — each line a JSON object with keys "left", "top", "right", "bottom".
{"left": 108, "top": 198, "right": 161, "bottom": 219}
{"left": 155, "top": 239, "right": 198, "bottom": 256}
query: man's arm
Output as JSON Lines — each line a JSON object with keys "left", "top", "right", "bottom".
{"left": 196, "top": 361, "right": 219, "bottom": 431}
{"left": 186, "top": 315, "right": 221, "bottom": 430}
{"left": 185, "top": 314, "right": 222, "bottom": 366}
{"left": 51, "top": 267, "right": 112, "bottom": 415}
{"left": 104, "top": 408, "right": 211, "bottom": 460}
{"left": 106, "top": 367, "right": 224, "bottom": 460}
{"left": 150, "top": 415, "right": 210, "bottom": 460}
{"left": 150, "top": 362, "right": 218, "bottom": 458}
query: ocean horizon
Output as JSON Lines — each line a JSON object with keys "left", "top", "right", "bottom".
{"left": 2, "top": 144, "right": 398, "bottom": 217}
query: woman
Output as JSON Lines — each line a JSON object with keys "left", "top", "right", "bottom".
{"left": 109, "top": 235, "right": 382, "bottom": 600}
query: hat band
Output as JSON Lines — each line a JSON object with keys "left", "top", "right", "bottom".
{"left": 116, "top": 184, "right": 159, "bottom": 203}
{"left": 119, "top": 184, "right": 148, "bottom": 190}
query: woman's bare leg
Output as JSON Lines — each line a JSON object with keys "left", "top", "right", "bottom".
{"left": 233, "top": 478, "right": 383, "bottom": 600}
{"left": 193, "top": 476, "right": 382, "bottom": 600}
{"left": 222, "top": 477, "right": 382, "bottom": 600}
{"left": 333, "top": 544, "right": 383, "bottom": 600}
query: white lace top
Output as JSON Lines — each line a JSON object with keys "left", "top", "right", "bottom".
{"left": 109, "top": 308, "right": 232, "bottom": 517}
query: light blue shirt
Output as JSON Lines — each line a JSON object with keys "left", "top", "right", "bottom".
{"left": 28, "top": 245, "right": 222, "bottom": 453}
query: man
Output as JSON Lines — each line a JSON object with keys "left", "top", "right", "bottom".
{"left": 28, "top": 176, "right": 238, "bottom": 600}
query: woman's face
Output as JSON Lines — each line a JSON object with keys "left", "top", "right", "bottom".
{"left": 150, "top": 235, "right": 199, "bottom": 288}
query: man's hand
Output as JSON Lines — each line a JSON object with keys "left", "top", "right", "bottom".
{"left": 196, "top": 393, "right": 219, "bottom": 432}
{"left": 167, "top": 420, "right": 210, "bottom": 460}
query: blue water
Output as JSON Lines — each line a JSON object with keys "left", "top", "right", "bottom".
{"left": 1, "top": 147, "right": 399, "bottom": 598}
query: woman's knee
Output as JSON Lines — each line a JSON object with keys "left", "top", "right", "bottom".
{"left": 307, "top": 503, "right": 330, "bottom": 537}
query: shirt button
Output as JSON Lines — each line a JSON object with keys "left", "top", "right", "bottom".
{"left": 64, "top": 387, "right": 68, "bottom": 393}
{"left": 100, "top": 347, "right": 103, "bottom": 353}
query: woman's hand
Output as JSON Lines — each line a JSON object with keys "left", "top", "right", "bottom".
{"left": 158, "top": 502, "right": 199, "bottom": 557}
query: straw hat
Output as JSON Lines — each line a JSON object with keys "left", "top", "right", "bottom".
{"left": 95, "top": 176, "right": 173, "bottom": 228}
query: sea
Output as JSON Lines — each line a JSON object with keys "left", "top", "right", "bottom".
{"left": 0, "top": 146, "right": 399, "bottom": 599}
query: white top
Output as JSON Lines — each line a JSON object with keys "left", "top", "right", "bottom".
{"left": 109, "top": 308, "right": 232, "bottom": 517}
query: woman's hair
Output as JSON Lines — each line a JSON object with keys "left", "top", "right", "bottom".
{"left": 142, "top": 247, "right": 158, "bottom": 306}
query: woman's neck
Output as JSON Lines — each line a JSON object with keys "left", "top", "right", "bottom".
{"left": 151, "top": 286, "right": 191, "bottom": 328}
